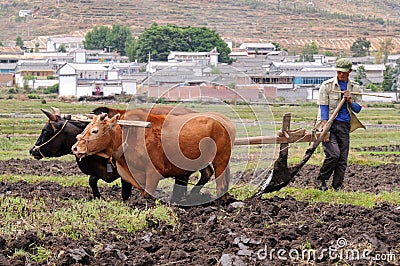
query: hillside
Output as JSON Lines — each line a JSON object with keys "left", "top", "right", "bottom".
{"left": 1, "top": 0, "right": 400, "bottom": 54}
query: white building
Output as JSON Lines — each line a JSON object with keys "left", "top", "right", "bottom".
{"left": 167, "top": 48, "right": 219, "bottom": 67}
{"left": 57, "top": 63, "right": 136, "bottom": 97}
{"left": 46, "top": 37, "right": 85, "bottom": 53}
{"left": 19, "top": 10, "right": 32, "bottom": 17}
{"left": 239, "top": 42, "right": 276, "bottom": 55}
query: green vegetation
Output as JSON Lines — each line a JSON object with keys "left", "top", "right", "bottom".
{"left": 0, "top": 173, "right": 90, "bottom": 186}
{"left": 0, "top": 196, "right": 177, "bottom": 240}
{"left": 84, "top": 24, "right": 133, "bottom": 56}
{"left": 301, "top": 41, "right": 319, "bottom": 62}
{"left": 264, "top": 187, "right": 400, "bottom": 208}
{"left": 15, "top": 35, "right": 24, "bottom": 49}
{"left": 350, "top": 37, "right": 371, "bottom": 57}
{"left": 132, "top": 23, "right": 232, "bottom": 63}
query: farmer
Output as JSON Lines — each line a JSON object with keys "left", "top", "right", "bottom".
{"left": 315, "top": 58, "right": 365, "bottom": 191}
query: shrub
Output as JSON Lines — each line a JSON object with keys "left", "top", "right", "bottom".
{"left": 8, "top": 88, "right": 18, "bottom": 94}
{"left": 43, "top": 84, "right": 58, "bottom": 94}
{"left": 27, "top": 94, "right": 40, "bottom": 99}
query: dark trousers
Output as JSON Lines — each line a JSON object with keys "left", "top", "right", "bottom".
{"left": 318, "top": 120, "right": 350, "bottom": 189}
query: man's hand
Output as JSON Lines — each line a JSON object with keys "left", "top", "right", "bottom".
{"left": 344, "top": 90, "right": 353, "bottom": 104}
{"left": 321, "top": 120, "right": 330, "bottom": 142}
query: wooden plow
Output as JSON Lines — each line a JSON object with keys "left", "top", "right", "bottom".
{"left": 252, "top": 97, "right": 347, "bottom": 197}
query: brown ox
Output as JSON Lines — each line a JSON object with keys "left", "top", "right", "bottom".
{"left": 72, "top": 109, "right": 236, "bottom": 203}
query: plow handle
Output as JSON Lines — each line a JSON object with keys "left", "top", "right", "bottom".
{"left": 291, "top": 96, "right": 347, "bottom": 172}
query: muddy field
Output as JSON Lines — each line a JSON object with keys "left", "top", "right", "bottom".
{"left": 0, "top": 156, "right": 399, "bottom": 265}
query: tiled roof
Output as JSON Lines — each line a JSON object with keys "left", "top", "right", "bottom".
{"left": 0, "top": 46, "right": 23, "bottom": 54}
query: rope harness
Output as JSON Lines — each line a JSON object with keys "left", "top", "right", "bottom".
{"left": 76, "top": 121, "right": 117, "bottom": 163}
{"left": 32, "top": 119, "right": 69, "bottom": 159}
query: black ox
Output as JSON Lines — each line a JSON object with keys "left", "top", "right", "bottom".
{"left": 29, "top": 107, "right": 213, "bottom": 202}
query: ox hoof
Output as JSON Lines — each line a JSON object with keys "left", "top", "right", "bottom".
{"left": 215, "top": 193, "right": 236, "bottom": 206}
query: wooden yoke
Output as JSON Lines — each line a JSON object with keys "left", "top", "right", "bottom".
{"left": 70, "top": 115, "right": 151, "bottom": 128}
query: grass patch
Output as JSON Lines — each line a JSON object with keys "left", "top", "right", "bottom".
{"left": 0, "top": 196, "right": 178, "bottom": 241}
{"left": 229, "top": 184, "right": 259, "bottom": 200}
{"left": 264, "top": 187, "right": 400, "bottom": 208}
{"left": 0, "top": 174, "right": 122, "bottom": 188}
{"left": 0, "top": 137, "right": 39, "bottom": 160}
{"left": 0, "top": 174, "right": 89, "bottom": 187}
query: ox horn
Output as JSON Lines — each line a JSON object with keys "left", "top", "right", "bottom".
{"left": 41, "top": 108, "right": 57, "bottom": 121}
{"left": 50, "top": 106, "right": 61, "bottom": 117}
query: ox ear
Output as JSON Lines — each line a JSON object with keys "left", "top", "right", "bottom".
{"left": 109, "top": 113, "right": 120, "bottom": 126}
{"left": 41, "top": 108, "right": 57, "bottom": 121}
{"left": 99, "top": 113, "right": 108, "bottom": 121}
{"left": 50, "top": 106, "right": 61, "bottom": 117}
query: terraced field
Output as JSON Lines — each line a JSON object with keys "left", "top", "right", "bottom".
{"left": 1, "top": 0, "right": 400, "bottom": 53}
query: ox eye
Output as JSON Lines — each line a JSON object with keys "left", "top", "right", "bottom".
{"left": 91, "top": 128, "right": 99, "bottom": 134}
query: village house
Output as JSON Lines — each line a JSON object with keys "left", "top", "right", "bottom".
{"left": 46, "top": 37, "right": 85, "bottom": 53}
{"left": 167, "top": 47, "right": 219, "bottom": 67}
{"left": 57, "top": 63, "right": 136, "bottom": 97}
{"left": 19, "top": 10, "right": 32, "bottom": 17}
{"left": 14, "top": 60, "right": 58, "bottom": 89}
{"left": 239, "top": 42, "right": 276, "bottom": 55}
{"left": 356, "top": 64, "right": 386, "bottom": 85}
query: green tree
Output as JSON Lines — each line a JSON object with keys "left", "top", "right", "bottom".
{"left": 354, "top": 65, "right": 366, "bottom": 85}
{"left": 271, "top": 42, "right": 281, "bottom": 51}
{"left": 125, "top": 38, "right": 137, "bottom": 62}
{"left": 378, "top": 38, "right": 393, "bottom": 65}
{"left": 107, "top": 24, "right": 134, "bottom": 56}
{"left": 83, "top": 25, "right": 133, "bottom": 56}
{"left": 382, "top": 65, "right": 394, "bottom": 91}
{"left": 301, "top": 41, "right": 318, "bottom": 62}
{"left": 0, "top": 41, "right": 3, "bottom": 46}
{"left": 350, "top": 37, "right": 371, "bottom": 57}
{"left": 16, "top": 35, "right": 24, "bottom": 49}
{"left": 58, "top": 44, "right": 67, "bottom": 52}
{"left": 83, "top": 25, "right": 110, "bottom": 51}
{"left": 366, "top": 83, "right": 379, "bottom": 92}
{"left": 134, "top": 23, "right": 232, "bottom": 63}
{"left": 34, "top": 43, "right": 40, "bottom": 52}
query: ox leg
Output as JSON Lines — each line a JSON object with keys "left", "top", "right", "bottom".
{"left": 144, "top": 171, "right": 161, "bottom": 198}
{"left": 89, "top": 175, "right": 102, "bottom": 199}
{"left": 190, "top": 164, "right": 214, "bottom": 195}
{"left": 116, "top": 161, "right": 146, "bottom": 197}
{"left": 171, "top": 175, "right": 189, "bottom": 203}
{"left": 121, "top": 179, "right": 132, "bottom": 201}
{"left": 214, "top": 165, "right": 232, "bottom": 204}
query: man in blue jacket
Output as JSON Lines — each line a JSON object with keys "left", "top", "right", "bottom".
{"left": 315, "top": 58, "right": 365, "bottom": 191}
